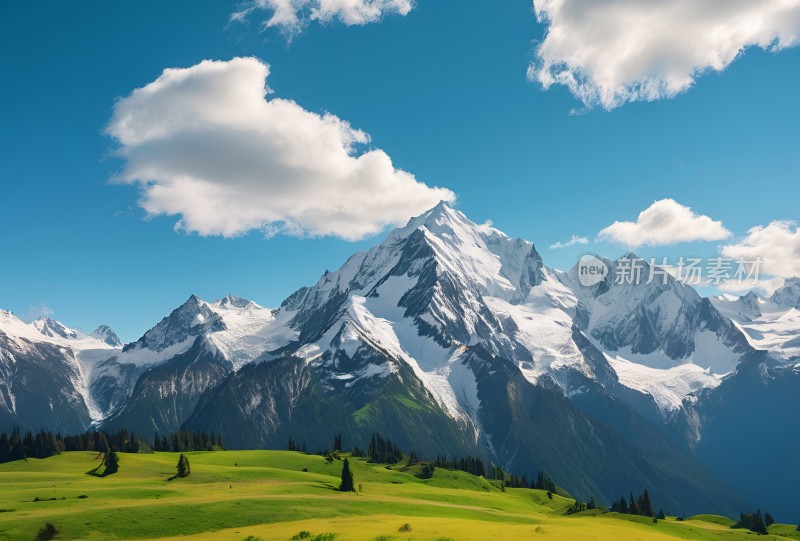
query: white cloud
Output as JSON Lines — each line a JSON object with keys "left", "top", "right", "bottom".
{"left": 721, "top": 220, "right": 800, "bottom": 279}
{"left": 232, "top": 0, "right": 413, "bottom": 36}
{"left": 528, "top": 0, "right": 800, "bottom": 109}
{"left": 549, "top": 234, "right": 588, "bottom": 250}
{"left": 106, "top": 57, "right": 454, "bottom": 241}
{"left": 22, "top": 301, "right": 54, "bottom": 323}
{"left": 597, "top": 199, "right": 731, "bottom": 248}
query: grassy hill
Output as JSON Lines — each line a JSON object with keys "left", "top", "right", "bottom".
{"left": 0, "top": 450, "right": 797, "bottom": 540}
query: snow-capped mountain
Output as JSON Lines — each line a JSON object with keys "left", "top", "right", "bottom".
{"left": 0, "top": 310, "right": 119, "bottom": 432}
{"left": 91, "top": 325, "right": 121, "bottom": 347}
{"left": 562, "top": 256, "right": 752, "bottom": 374}
{"left": 3, "top": 202, "right": 788, "bottom": 517}
{"left": 711, "top": 281, "right": 800, "bottom": 359}
{"left": 770, "top": 277, "right": 800, "bottom": 308}
{"left": 89, "top": 294, "right": 297, "bottom": 430}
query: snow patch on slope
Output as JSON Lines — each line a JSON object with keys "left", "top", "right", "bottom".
{"left": 607, "top": 354, "right": 720, "bottom": 416}
{"left": 484, "top": 270, "right": 588, "bottom": 385}
{"left": 712, "top": 295, "right": 800, "bottom": 359}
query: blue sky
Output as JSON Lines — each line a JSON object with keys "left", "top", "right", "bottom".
{"left": 1, "top": 0, "right": 798, "bottom": 342}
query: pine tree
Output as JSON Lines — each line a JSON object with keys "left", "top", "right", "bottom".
{"left": 339, "top": 458, "right": 355, "bottom": 492}
{"left": 98, "top": 432, "right": 110, "bottom": 455}
{"left": 176, "top": 453, "right": 191, "bottom": 478}
{"left": 629, "top": 492, "right": 638, "bottom": 515}
{"left": 103, "top": 449, "right": 119, "bottom": 476}
{"left": 619, "top": 496, "right": 628, "bottom": 514}
{"left": 657, "top": 508, "right": 666, "bottom": 520}
{"left": 753, "top": 510, "right": 767, "bottom": 535}
{"left": 642, "top": 489, "right": 655, "bottom": 517}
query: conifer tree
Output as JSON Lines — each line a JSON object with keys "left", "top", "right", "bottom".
{"left": 753, "top": 510, "right": 767, "bottom": 535}
{"left": 103, "top": 449, "right": 119, "bottom": 476}
{"left": 176, "top": 453, "right": 191, "bottom": 478}
{"left": 339, "top": 458, "right": 355, "bottom": 492}
{"left": 642, "top": 489, "right": 655, "bottom": 517}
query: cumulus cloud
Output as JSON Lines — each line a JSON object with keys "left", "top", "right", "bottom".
{"left": 232, "top": 0, "right": 413, "bottom": 36}
{"left": 549, "top": 234, "right": 588, "bottom": 250}
{"left": 721, "top": 220, "right": 800, "bottom": 279}
{"left": 597, "top": 199, "right": 731, "bottom": 248}
{"left": 106, "top": 57, "right": 454, "bottom": 241}
{"left": 528, "top": 0, "right": 800, "bottom": 109}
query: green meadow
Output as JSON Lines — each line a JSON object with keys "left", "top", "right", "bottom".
{"left": 0, "top": 450, "right": 798, "bottom": 541}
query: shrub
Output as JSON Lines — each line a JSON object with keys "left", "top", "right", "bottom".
{"left": 398, "top": 523, "right": 412, "bottom": 532}
{"left": 415, "top": 463, "right": 435, "bottom": 480}
{"left": 36, "top": 523, "right": 58, "bottom": 541}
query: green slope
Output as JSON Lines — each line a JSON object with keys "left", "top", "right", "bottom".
{"left": 0, "top": 451, "right": 796, "bottom": 541}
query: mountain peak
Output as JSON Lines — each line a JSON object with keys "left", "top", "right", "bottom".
{"left": 740, "top": 291, "right": 759, "bottom": 302}
{"left": 32, "top": 317, "right": 79, "bottom": 340}
{"left": 770, "top": 277, "right": 800, "bottom": 308}
{"left": 400, "top": 200, "right": 466, "bottom": 235}
{"left": 215, "top": 294, "right": 255, "bottom": 310}
{"left": 131, "top": 294, "right": 224, "bottom": 352}
{"left": 91, "top": 325, "right": 122, "bottom": 347}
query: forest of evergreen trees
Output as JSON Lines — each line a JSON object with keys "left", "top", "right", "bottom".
{"left": 487, "top": 468, "right": 558, "bottom": 492}
{"left": 151, "top": 430, "right": 223, "bottom": 452}
{"left": 0, "top": 427, "right": 223, "bottom": 464}
{"left": 732, "top": 510, "right": 775, "bottom": 535}
{"left": 610, "top": 490, "right": 656, "bottom": 518}
{"left": 367, "top": 432, "right": 405, "bottom": 464}
{"left": 433, "top": 454, "right": 486, "bottom": 477}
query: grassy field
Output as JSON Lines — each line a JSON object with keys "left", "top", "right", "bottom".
{"left": 0, "top": 450, "right": 798, "bottom": 541}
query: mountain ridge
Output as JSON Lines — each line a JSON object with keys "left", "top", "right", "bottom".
{"left": 2, "top": 202, "right": 798, "bottom": 518}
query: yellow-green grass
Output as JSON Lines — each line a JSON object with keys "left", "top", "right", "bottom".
{"left": 0, "top": 451, "right": 795, "bottom": 541}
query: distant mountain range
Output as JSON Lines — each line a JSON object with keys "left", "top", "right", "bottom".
{"left": 2, "top": 202, "right": 798, "bottom": 519}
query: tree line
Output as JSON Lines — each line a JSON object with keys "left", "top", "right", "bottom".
{"left": 287, "top": 431, "right": 562, "bottom": 496}
{"left": 152, "top": 430, "right": 223, "bottom": 452}
{"left": 433, "top": 454, "right": 486, "bottom": 477}
{"left": 0, "top": 427, "right": 223, "bottom": 464}
{"left": 367, "top": 433, "right": 405, "bottom": 464}
{"left": 732, "top": 510, "right": 775, "bottom": 535}
{"left": 610, "top": 490, "right": 659, "bottom": 518}
{"left": 488, "top": 467, "right": 558, "bottom": 492}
